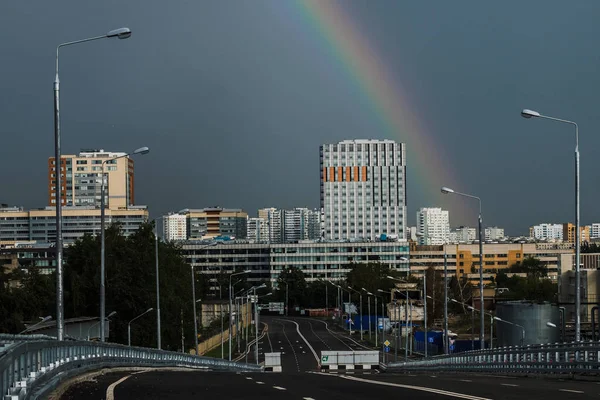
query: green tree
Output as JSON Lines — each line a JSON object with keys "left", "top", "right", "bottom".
{"left": 63, "top": 222, "right": 196, "bottom": 351}
{"left": 509, "top": 256, "right": 547, "bottom": 279}
{"left": 276, "top": 266, "right": 307, "bottom": 313}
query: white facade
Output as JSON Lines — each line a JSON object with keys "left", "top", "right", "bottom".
{"left": 485, "top": 227, "right": 505, "bottom": 241}
{"left": 449, "top": 226, "right": 477, "bottom": 243}
{"left": 247, "top": 217, "right": 268, "bottom": 242}
{"left": 163, "top": 213, "right": 187, "bottom": 241}
{"left": 254, "top": 207, "right": 321, "bottom": 243}
{"left": 320, "top": 139, "right": 407, "bottom": 240}
{"left": 416, "top": 208, "right": 449, "bottom": 245}
{"left": 591, "top": 223, "right": 600, "bottom": 239}
{"left": 530, "top": 223, "right": 563, "bottom": 241}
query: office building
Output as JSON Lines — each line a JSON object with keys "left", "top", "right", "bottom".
{"left": 48, "top": 149, "right": 135, "bottom": 209}
{"left": 0, "top": 205, "right": 149, "bottom": 244}
{"left": 448, "top": 226, "right": 477, "bottom": 243}
{"left": 590, "top": 223, "right": 600, "bottom": 239}
{"left": 416, "top": 207, "right": 449, "bottom": 245}
{"left": 247, "top": 217, "right": 269, "bottom": 243}
{"left": 410, "top": 242, "right": 573, "bottom": 284}
{"left": 181, "top": 239, "right": 410, "bottom": 297}
{"left": 252, "top": 208, "right": 321, "bottom": 243}
{"left": 163, "top": 213, "right": 187, "bottom": 241}
{"left": 320, "top": 139, "right": 407, "bottom": 241}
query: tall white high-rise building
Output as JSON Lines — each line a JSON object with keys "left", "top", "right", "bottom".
{"left": 320, "top": 139, "right": 407, "bottom": 240}
{"left": 530, "top": 223, "right": 563, "bottom": 241}
{"left": 163, "top": 213, "right": 187, "bottom": 241}
{"left": 416, "top": 208, "right": 449, "bottom": 245}
{"left": 247, "top": 217, "right": 269, "bottom": 242}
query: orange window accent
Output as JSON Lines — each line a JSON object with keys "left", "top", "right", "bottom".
{"left": 330, "top": 167, "right": 335, "bottom": 182}
{"left": 361, "top": 166, "right": 367, "bottom": 181}
{"left": 323, "top": 167, "right": 328, "bottom": 182}
{"left": 354, "top": 166, "right": 359, "bottom": 181}
{"left": 346, "top": 167, "right": 351, "bottom": 181}
{"left": 337, "top": 167, "right": 343, "bottom": 182}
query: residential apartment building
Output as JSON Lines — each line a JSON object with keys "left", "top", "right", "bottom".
{"left": 175, "top": 208, "right": 247, "bottom": 240}
{"left": 591, "top": 223, "right": 600, "bottom": 239}
{"left": 558, "top": 253, "right": 600, "bottom": 324}
{"left": 181, "top": 240, "right": 410, "bottom": 296}
{"left": 416, "top": 207, "right": 449, "bottom": 245}
{"left": 320, "top": 139, "right": 407, "bottom": 241}
{"left": 163, "top": 213, "right": 187, "bottom": 241}
{"left": 247, "top": 217, "right": 269, "bottom": 243}
{"left": 485, "top": 227, "right": 505, "bottom": 241}
{"left": 254, "top": 207, "right": 321, "bottom": 243}
{"left": 448, "top": 226, "right": 476, "bottom": 243}
{"left": 530, "top": 223, "right": 563, "bottom": 241}
{"left": 562, "top": 223, "right": 590, "bottom": 244}
{"left": 0, "top": 241, "right": 57, "bottom": 276}
{"left": 409, "top": 242, "right": 573, "bottom": 284}
{"left": 0, "top": 205, "right": 149, "bottom": 244}
{"left": 48, "top": 149, "right": 135, "bottom": 209}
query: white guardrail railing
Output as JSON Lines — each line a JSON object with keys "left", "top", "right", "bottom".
{"left": 387, "top": 341, "right": 600, "bottom": 374}
{"left": 0, "top": 336, "right": 262, "bottom": 400}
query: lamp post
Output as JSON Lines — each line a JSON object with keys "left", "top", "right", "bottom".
{"left": 442, "top": 186, "right": 485, "bottom": 350}
{"left": 450, "top": 298, "right": 495, "bottom": 349}
{"left": 88, "top": 311, "right": 116, "bottom": 340}
{"left": 282, "top": 280, "right": 289, "bottom": 316}
{"left": 19, "top": 316, "right": 53, "bottom": 334}
{"left": 128, "top": 308, "right": 153, "bottom": 347}
{"left": 348, "top": 287, "right": 363, "bottom": 341}
{"left": 153, "top": 217, "right": 162, "bottom": 349}
{"left": 335, "top": 284, "right": 352, "bottom": 333}
{"left": 53, "top": 27, "right": 132, "bottom": 341}
{"left": 361, "top": 288, "right": 372, "bottom": 341}
{"left": 400, "top": 256, "right": 429, "bottom": 357}
{"left": 521, "top": 108, "right": 581, "bottom": 342}
{"left": 494, "top": 316, "right": 525, "bottom": 347}
{"left": 100, "top": 146, "right": 149, "bottom": 342}
{"left": 229, "top": 270, "right": 251, "bottom": 361}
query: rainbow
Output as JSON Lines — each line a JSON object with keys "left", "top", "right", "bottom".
{"left": 285, "top": 0, "right": 468, "bottom": 221}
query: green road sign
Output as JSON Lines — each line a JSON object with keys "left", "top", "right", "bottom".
{"left": 321, "top": 355, "right": 329, "bottom": 362}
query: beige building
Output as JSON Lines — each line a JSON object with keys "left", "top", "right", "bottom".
{"left": 0, "top": 206, "right": 148, "bottom": 244}
{"left": 409, "top": 242, "right": 574, "bottom": 284}
{"left": 558, "top": 253, "right": 600, "bottom": 324}
{"left": 562, "top": 223, "right": 591, "bottom": 245}
{"left": 179, "top": 208, "right": 248, "bottom": 240}
{"left": 49, "top": 149, "right": 135, "bottom": 209}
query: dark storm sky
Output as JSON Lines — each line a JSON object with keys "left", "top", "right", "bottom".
{"left": 2, "top": 1, "right": 600, "bottom": 236}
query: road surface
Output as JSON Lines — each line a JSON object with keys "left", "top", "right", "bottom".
{"left": 60, "top": 316, "right": 600, "bottom": 399}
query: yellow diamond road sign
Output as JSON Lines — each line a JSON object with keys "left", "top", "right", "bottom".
{"left": 384, "top": 340, "right": 391, "bottom": 347}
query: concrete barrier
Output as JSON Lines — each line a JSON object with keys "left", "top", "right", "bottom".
{"left": 320, "top": 350, "right": 379, "bottom": 371}
{"left": 264, "top": 352, "right": 282, "bottom": 372}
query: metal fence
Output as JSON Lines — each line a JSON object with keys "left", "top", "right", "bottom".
{"left": 387, "top": 341, "right": 600, "bottom": 374}
{"left": 1, "top": 339, "right": 262, "bottom": 399}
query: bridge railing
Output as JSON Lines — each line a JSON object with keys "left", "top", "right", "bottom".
{"left": 1, "top": 338, "right": 262, "bottom": 399}
{"left": 387, "top": 341, "right": 600, "bottom": 374}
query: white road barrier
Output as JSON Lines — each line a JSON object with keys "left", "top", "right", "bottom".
{"left": 320, "top": 350, "right": 379, "bottom": 371}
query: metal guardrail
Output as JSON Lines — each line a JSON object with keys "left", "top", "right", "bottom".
{"left": 387, "top": 341, "right": 600, "bottom": 374}
{"left": 1, "top": 339, "right": 262, "bottom": 399}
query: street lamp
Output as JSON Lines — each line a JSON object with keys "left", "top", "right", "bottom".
{"left": 128, "top": 308, "right": 153, "bottom": 347}
{"left": 400, "top": 256, "right": 430, "bottom": 357}
{"left": 19, "top": 316, "right": 53, "bottom": 334}
{"left": 361, "top": 288, "right": 373, "bottom": 341}
{"left": 521, "top": 108, "right": 581, "bottom": 342}
{"left": 190, "top": 242, "right": 217, "bottom": 353}
{"left": 229, "top": 270, "right": 251, "bottom": 361}
{"left": 348, "top": 287, "right": 363, "bottom": 341}
{"left": 53, "top": 27, "right": 132, "bottom": 341}
{"left": 88, "top": 311, "right": 116, "bottom": 340}
{"left": 100, "top": 146, "right": 149, "bottom": 342}
{"left": 494, "top": 316, "right": 525, "bottom": 346}
{"left": 441, "top": 186, "right": 485, "bottom": 350}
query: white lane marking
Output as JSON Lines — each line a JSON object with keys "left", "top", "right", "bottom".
{"left": 279, "top": 318, "right": 320, "bottom": 365}
{"left": 501, "top": 384, "right": 519, "bottom": 387}
{"left": 430, "top": 375, "right": 437, "bottom": 378}
{"left": 273, "top": 386, "right": 287, "bottom": 390}
{"left": 460, "top": 379, "right": 472, "bottom": 382}
{"left": 303, "top": 398, "right": 316, "bottom": 400}
{"left": 106, "top": 375, "right": 132, "bottom": 400}
{"left": 559, "top": 389, "right": 584, "bottom": 394}
{"left": 296, "top": 340, "right": 299, "bottom": 343}
{"left": 256, "top": 381, "right": 265, "bottom": 385}
{"left": 245, "top": 377, "right": 253, "bottom": 380}
{"left": 316, "top": 373, "right": 492, "bottom": 400}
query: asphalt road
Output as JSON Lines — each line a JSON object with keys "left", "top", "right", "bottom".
{"left": 61, "top": 369, "right": 600, "bottom": 400}
{"left": 60, "top": 316, "right": 600, "bottom": 399}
